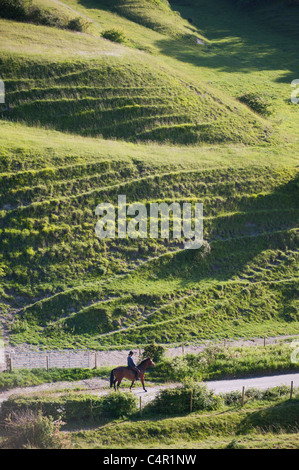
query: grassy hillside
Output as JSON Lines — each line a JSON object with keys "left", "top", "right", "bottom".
{"left": 1, "top": 386, "right": 298, "bottom": 449}
{"left": 0, "top": 0, "right": 298, "bottom": 350}
{"left": 0, "top": 19, "right": 275, "bottom": 145}
{"left": 71, "top": 398, "right": 299, "bottom": 449}
{"left": 87, "top": 0, "right": 189, "bottom": 37}
{"left": 0, "top": 121, "right": 297, "bottom": 349}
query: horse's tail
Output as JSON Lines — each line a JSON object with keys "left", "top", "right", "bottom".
{"left": 110, "top": 369, "right": 115, "bottom": 388}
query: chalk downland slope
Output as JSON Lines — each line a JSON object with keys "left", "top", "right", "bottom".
{"left": 0, "top": 18, "right": 275, "bottom": 145}
{"left": 0, "top": 120, "right": 297, "bottom": 349}
{"left": 0, "top": 0, "right": 298, "bottom": 349}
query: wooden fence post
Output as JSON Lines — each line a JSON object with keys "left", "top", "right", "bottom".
{"left": 46, "top": 356, "right": 49, "bottom": 372}
{"left": 264, "top": 337, "right": 266, "bottom": 347}
{"left": 94, "top": 352, "right": 97, "bottom": 369}
{"left": 182, "top": 343, "right": 185, "bottom": 356}
{"left": 290, "top": 381, "right": 294, "bottom": 400}
{"left": 241, "top": 386, "right": 245, "bottom": 407}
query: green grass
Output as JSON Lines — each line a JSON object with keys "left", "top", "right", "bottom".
{"left": 85, "top": 0, "right": 190, "bottom": 37}
{"left": 0, "top": 0, "right": 298, "bottom": 352}
{"left": 151, "top": 343, "right": 299, "bottom": 382}
{"left": 0, "top": 120, "right": 298, "bottom": 348}
{"left": 70, "top": 398, "right": 299, "bottom": 448}
{"left": 0, "top": 29, "right": 275, "bottom": 145}
{"left": 0, "top": 366, "right": 109, "bottom": 391}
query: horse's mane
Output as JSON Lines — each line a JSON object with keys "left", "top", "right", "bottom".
{"left": 138, "top": 357, "right": 151, "bottom": 367}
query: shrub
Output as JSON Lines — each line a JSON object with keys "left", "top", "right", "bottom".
{"left": 262, "top": 385, "right": 290, "bottom": 399}
{"left": 0, "top": 0, "right": 89, "bottom": 31}
{"left": 0, "top": 392, "right": 138, "bottom": 423}
{"left": 0, "top": 0, "right": 28, "bottom": 20}
{"left": 0, "top": 410, "right": 67, "bottom": 449}
{"left": 142, "top": 343, "right": 166, "bottom": 363}
{"left": 226, "top": 439, "right": 246, "bottom": 449}
{"left": 67, "top": 17, "right": 88, "bottom": 32}
{"left": 101, "top": 392, "right": 138, "bottom": 418}
{"left": 221, "top": 385, "right": 293, "bottom": 405}
{"left": 238, "top": 93, "right": 273, "bottom": 116}
{"left": 101, "top": 29, "right": 127, "bottom": 44}
{"left": 221, "top": 390, "right": 242, "bottom": 405}
{"left": 244, "top": 387, "right": 264, "bottom": 400}
{"left": 151, "top": 356, "right": 194, "bottom": 382}
{"left": 147, "top": 383, "right": 222, "bottom": 415}
{"left": 25, "top": 4, "right": 63, "bottom": 27}
{"left": 8, "top": 318, "right": 29, "bottom": 333}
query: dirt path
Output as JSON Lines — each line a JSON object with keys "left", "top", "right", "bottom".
{"left": 205, "top": 372, "right": 299, "bottom": 394}
{"left": 1, "top": 372, "right": 298, "bottom": 408}
{"left": 0, "top": 377, "right": 177, "bottom": 407}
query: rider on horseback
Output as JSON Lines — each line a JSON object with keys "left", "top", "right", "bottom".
{"left": 127, "top": 351, "right": 140, "bottom": 379}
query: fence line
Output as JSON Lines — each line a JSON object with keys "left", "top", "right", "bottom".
{"left": 5, "top": 350, "right": 97, "bottom": 370}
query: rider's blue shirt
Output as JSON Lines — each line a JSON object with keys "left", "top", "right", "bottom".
{"left": 128, "top": 356, "right": 136, "bottom": 368}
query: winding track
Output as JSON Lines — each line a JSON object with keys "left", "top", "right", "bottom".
{"left": 0, "top": 372, "right": 298, "bottom": 408}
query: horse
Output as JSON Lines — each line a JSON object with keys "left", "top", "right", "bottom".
{"left": 110, "top": 357, "right": 155, "bottom": 392}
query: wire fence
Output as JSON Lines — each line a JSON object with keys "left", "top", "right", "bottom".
{"left": 5, "top": 350, "right": 100, "bottom": 371}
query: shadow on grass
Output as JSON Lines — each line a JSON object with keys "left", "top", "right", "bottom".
{"left": 161, "top": 0, "right": 299, "bottom": 83}
{"left": 238, "top": 399, "right": 299, "bottom": 434}
{"left": 141, "top": 172, "right": 299, "bottom": 287}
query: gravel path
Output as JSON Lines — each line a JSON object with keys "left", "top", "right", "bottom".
{"left": 205, "top": 372, "right": 299, "bottom": 394}
{"left": 1, "top": 373, "right": 298, "bottom": 408}
{"left": 0, "top": 377, "right": 177, "bottom": 407}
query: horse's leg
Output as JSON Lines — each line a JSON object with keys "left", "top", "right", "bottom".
{"left": 141, "top": 375, "right": 147, "bottom": 392}
{"left": 113, "top": 372, "right": 117, "bottom": 391}
{"left": 117, "top": 379, "right": 122, "bottom": 390}
{"left": 130, "top": 379, "right": 135, "bottom": 391}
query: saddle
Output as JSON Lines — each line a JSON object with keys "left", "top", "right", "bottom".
{"left": 128, "top": 366, "right": 140, "bottom": 380}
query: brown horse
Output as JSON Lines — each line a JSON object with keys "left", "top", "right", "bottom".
{"left": 110, "top": 357, "right": 155, "bottom": 392}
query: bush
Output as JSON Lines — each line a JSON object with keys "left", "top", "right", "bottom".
{"left": 0, "top": 392, "right": 138, "bottom": 423}
{"left": 101, "top": 392, "right": 138, "bottom": 418}
{"left": 147, "top": 383, "right": 222, "bottom": 415}
{"left": 67, "top": 17, "right": 88, "bottom": 32}
{"left": 244, "top": 387, "right": 264, "bottom": 400}
{"left": 151, "top": 356, "right": 195, "bottom": 382}
{"left": 0, "top": 410, "right": 67, "bottom": 449}
{"left": 221, "top": 390, "right": 242, "bottom": 406}
{"left": 142, "top": 343, "right": 166, "bottom": 363}
{"left": 0, "top": 0, "right": 89, "bottom": 32}
{"left": 221, "top": 385, "right": 293, "bottom": 405}
{"left": 0, "top": 0, "right": 28, "bottom": 20}
{"left": 238, "top": 93, "right": 273, "bottom": 116}
{"left": 262, "top": 385, "right": 290, "bottom": 399}
{"left": 226, "top": 439, "right": 246, "bottom": 449}
{"left": 101, "top": 29, "right": 127, "bottom": 44}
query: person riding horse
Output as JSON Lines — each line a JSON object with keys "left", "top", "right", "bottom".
{"left": 127, "top": 350, "right": 140, "bottom": 379}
